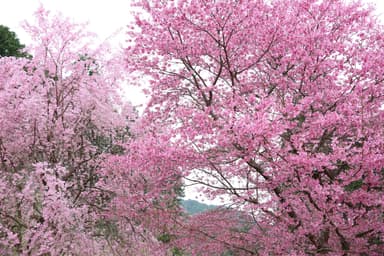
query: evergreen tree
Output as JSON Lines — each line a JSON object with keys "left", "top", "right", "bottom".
{"left": 0, "top": 25, "right": 27, "bottom": 57}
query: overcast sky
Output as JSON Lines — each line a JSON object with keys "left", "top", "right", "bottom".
{"left": 0, "top": 0, "right": 133, "bottom": 44}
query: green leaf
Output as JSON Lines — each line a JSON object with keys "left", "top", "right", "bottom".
{"left": 344, "top": 179, "right": 363, "bottom": 192}
{"left": 158, "top": 233, "right": 172, "bottom": 243}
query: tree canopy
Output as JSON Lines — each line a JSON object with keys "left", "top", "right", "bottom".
{"left": 125, "top": 0, "right": 384, "bottom": 255}
{"left": 0, "top": 25, "right": 27, "bottom": 57}
{"left": 1, "top": 0, "right": 384, "bottom": 255}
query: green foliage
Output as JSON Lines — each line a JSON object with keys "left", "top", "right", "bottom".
{"left": 157, "top": 233, "right": 172, "bottom": 243}
{"left": 221, "top": 250, "right": 235, "bottom": 256}
{"left": 171, "top": 247, "right": 184, "bottom": 256}
{"left": 368, "top": 235, "right": 384, "bottom": 247}
{"left": 336, "top": 160, "right": 350, "bottom": 172}
{"left": 344, "top": 179, "right": 363, "bottom": 192}
{"left": 0, "top": 25, "right": 28, "bottom": 57}
{"left": 78, "top": 53, "right": 99, "bottom": 76}
{"left": 157, "top": 233, "right": 185, "bottom": 255}
{"left": 85, "top": 123, "right": 129, "bottom": 155}
{"left": 94, "top": 219, "right": 120, "bottom": 240}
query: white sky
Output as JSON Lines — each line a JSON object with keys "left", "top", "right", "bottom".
{"left": 1, "top": 0, "right": 384, "bottom": 204}
{"left": 0, "top": 0, "right": 134, "bottom": 45}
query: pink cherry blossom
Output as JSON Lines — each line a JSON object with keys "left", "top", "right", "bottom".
{"left": 125, "top": 0, "right": 384, "bottom": 254}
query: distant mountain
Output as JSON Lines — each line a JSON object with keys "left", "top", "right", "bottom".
{"left": 181, "top": 199, "right": 217, "bottom": 215}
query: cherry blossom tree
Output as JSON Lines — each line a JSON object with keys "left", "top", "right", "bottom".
{"left": 96, "top": 134, "right": 185, "bottom": 255}
{"left": 0, "top": 7, "right": 146, "bottom": 255}
{"left": 126, "top": 0, "right": 384, "bottom": 254}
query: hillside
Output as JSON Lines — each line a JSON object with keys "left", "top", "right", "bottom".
{"left": 181, "top": 199, "right": 217, "bottom": 215}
